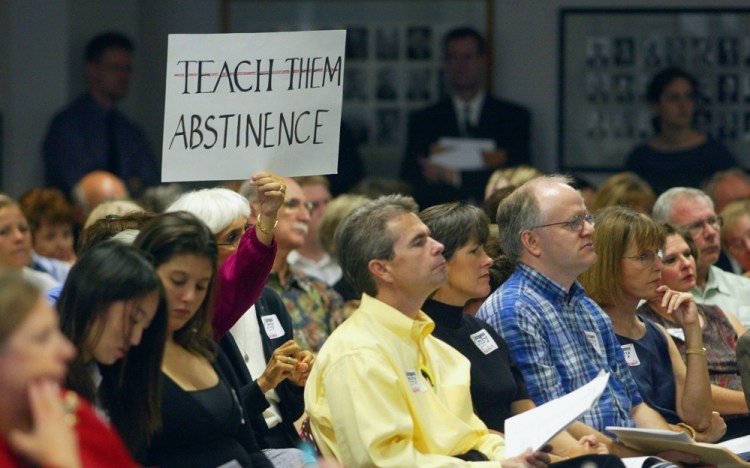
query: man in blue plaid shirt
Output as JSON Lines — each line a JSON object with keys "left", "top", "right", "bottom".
{"left": 477, "top": 175, "right": 722, "bottom": 459}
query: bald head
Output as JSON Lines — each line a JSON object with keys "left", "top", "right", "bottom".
{"left": 72, "top": 170, "right": 129, "bottom": 217}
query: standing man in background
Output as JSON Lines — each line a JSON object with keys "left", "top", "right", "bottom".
{"left": 43, "top": 31, "right": 159, "bottom": 199}
{"left": 401, "top": 26, "right": 531, "bottom": 207}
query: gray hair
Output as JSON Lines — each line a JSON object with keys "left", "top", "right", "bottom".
{"left": 652, "top": 187, "right": 713, "bottom": 222}
{"left": 497, "top": 175, "right": 572, "bottom": 263}
{"left": 335, "top": 194, "right": 419, "bottom": 297}
{"left": 166, "top": 188, "right": 250, "bottom": 234}
{"left": 83, "top": 199, "right": 143, "bottom": 230}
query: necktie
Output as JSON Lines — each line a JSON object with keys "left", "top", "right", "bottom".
{"left": 463, "top": 103, "right": 475, "bottom": 137}
{"left": 105, "top": 111, "right": 121, "bottom": 176}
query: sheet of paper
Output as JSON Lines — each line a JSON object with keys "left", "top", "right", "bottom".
{"left": 605, "top": 426, "right": 693, "bottom": 444}
{"left": 430, "top": 137, "right": 495, "bottom": 170}
{"left": 605, "top": 426, "right": 749, "bottom": 466}
{"left": 718, "top": 434, "right": 750, "bottom": 454}
{"left": 504, "top": 371, "right": 610, "bottom": 457}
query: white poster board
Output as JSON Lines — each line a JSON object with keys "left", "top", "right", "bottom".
{"left": 162, "top": 30, "right": 345, "bottom": 182}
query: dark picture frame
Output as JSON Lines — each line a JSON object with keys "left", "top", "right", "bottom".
{"left": 559, "top": 8, "right": 750, "bottom": 172}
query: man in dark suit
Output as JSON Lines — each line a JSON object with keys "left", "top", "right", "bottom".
{"left": 43, "top": 32, "right": 159, "bottom": 199}
{"left": 401, "top": 27, "right": 531, "bottom": 208}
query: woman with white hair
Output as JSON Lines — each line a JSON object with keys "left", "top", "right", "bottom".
{"left": 167, "top": 172, "right": 284, "bottom": 338}
{"left": 167, "top": 173, "right": 314, "bottom": 457}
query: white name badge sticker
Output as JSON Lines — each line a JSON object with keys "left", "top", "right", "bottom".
{"left": 470, "top": 329, "right": 499, "bottom": 355}
{"left": 405, "top": 369, "right": 428, "bottom": 393}
{"left": 584, "top": 330, "right": 605, "bottom": 358}
{"left": 620, "top": 344, "right": 641, "bottom": 366}
{"left": 261, "top": 315, "right": 285, "bottom": 339}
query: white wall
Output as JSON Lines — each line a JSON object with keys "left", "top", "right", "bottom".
{"left": 2, "top": 0, "right": 70, "bottom": 197}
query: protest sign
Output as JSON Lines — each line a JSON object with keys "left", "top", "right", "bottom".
{"left": 162, "top": 30, "right": 345, "bottom": 181}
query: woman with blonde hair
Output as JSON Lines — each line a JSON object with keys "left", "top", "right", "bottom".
{"left": 591, "top": 172, "right": 655, "bottom": 214}
{"left": 484, "top": 165, "right": 543, "bottom": 199}
{"left": 579, "top": 206, "right": 725, "bottom": 442}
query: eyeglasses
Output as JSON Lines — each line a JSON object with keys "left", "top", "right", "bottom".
{"left": 283, "top": 198, "right": 314, "bottom": 214}
{"left": 216, "top": 223, "right": 250, "bottom": 248}
{"left": 624, "top": 249, "right": 663, "bottom": 267}
{"left": 682, "top": 216, "right": 722, "bottom": 236}
{"left": 530, "top": 213, "right": 595, "bottom": 234}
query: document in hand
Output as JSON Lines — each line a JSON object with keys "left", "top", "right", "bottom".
{"left": 431, "top": 137, "right": 496, "bottom": 170}
{"left": 606, "top": 427, "right": 750, "bottom": 467}
{"left": 504, "top": 370, "right": 610, "bottom": 457}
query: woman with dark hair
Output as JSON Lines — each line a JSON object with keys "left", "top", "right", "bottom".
{"left": 57, "top": 240, "right": 167, "bottom": 455}
{"left": 167, "top": 182, "right": 313, "bottom": 456}
{"left": 135, "top": 211, "right": 274, "bottom": 468}
{"left": 637, "top": 223, "right": 750, "bottom": 438}
{"left": 0, "top": 271, "right": 138, "bottom": 467}
{"left": 625, "top": 67, "right": 736, "bottom": 194}
{"left": 579, "top": 206, "right": 725, "bottom": 442}
{"left": 418, "top": 202, "right": 610, "bottom": 462}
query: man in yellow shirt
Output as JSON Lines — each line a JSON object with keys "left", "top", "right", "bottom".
{"left": 304, "top": 194, "right": 550, "bottom": 467}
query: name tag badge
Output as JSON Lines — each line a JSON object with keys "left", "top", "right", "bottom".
{"left": 405, "top": 369, "right": 428, "bottom": 393}
{"left": 666, "top": 327, "right": 685, "bottom": 342}
{"left": 584, "top": 330, "right": 605, "bottom": 358}
{"left": 470, "top": 329, "right": 499, "bottom": 355}
{"left": 261, "top": 315, "right": 285, "bottom": 339}
{"left": 620, "top": 343, "right": 641, "bottom": 366}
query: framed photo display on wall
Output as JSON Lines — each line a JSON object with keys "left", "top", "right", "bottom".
{"left": 223, "top": 0, "right": 491, "bottom": 177}
{"left": 559, "top": 8, "right": 750, "bottom": 172}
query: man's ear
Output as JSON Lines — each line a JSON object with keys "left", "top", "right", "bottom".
{"left": 520, "top": 230, "right": 542, "bottom": 258}
{"left": 368, "top": 258, "right": 392, "bottom": 284}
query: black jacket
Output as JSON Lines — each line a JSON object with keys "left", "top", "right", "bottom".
{"left": 220, "top": 287, "right": 305, "bottom": 450}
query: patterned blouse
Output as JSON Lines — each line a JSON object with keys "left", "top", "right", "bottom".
{"left": 637, "top": 302, "right": 741, "bottom": 390}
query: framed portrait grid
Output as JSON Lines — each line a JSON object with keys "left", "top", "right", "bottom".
{"left": 223, "top": 0, "right": 489, "bottom": 176}
{"left": 559, "top": 8, "right": 750, "bottom": 172}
